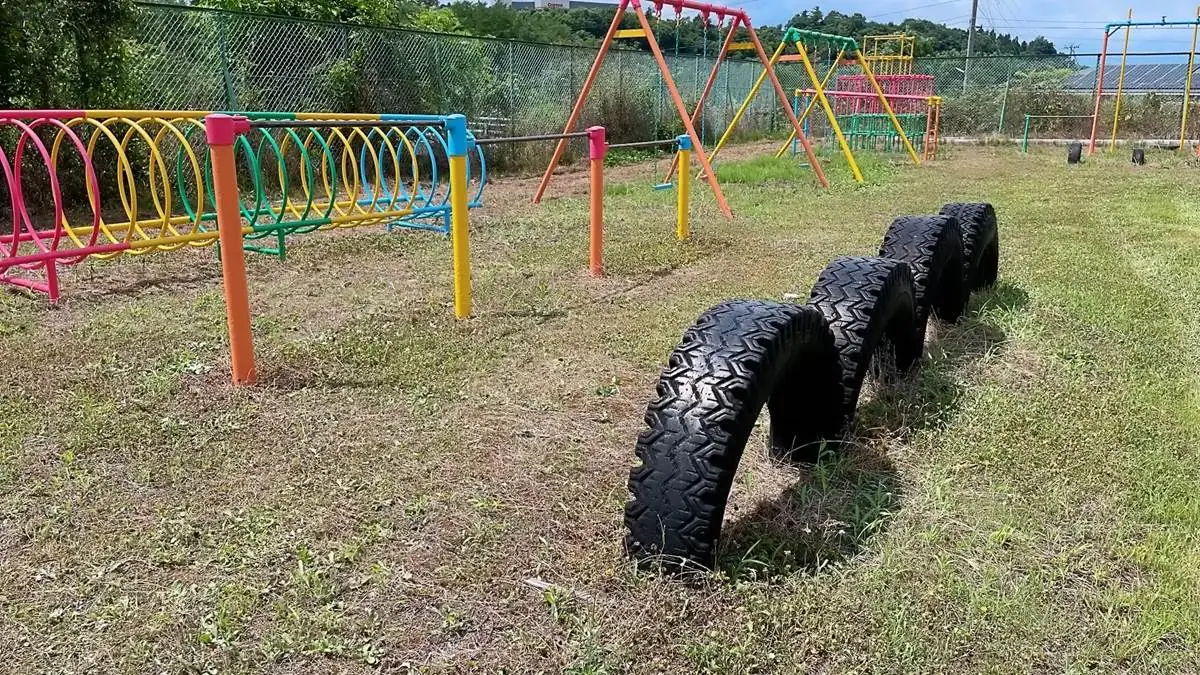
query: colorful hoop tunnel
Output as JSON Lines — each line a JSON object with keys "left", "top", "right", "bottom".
{"left": 0, "top": 109, "right": 486, "bottom": 300}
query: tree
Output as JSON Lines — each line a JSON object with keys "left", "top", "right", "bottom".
{"left": 1024, "top": 36, "right": 1058, "bottom": 56}
{"left": 785, "top": 5, "right": 1057, "bottom": 57}
{"left": 0, "top": 0, "right": 137, "bottom": 108}
{"left": 196, "top": 0, "right": 425, "bottom": 25}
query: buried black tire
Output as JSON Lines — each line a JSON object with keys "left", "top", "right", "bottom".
{"left": 1067, "top": 142, "right": 1083, "bottom": 164}
{"left": 624, "top": 300, "right": 843, "bottom": 571}
{"left": 939, "top": 202, "right": 999, "bottom": 291}
{"left": 1132, "top": 148, "right": 1146, "bottom": 165}
{"left": 808, "top": 256, "right": 922, "bottom": 429}
{"left": 878, "top": 215, "right": 967, "bottom": 337}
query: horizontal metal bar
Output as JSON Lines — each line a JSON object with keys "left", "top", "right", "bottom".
{"left": 250, "top": 119, "right": 445, "bottom": 129}
{"left": 796, "top": 88, "right": 935, "bottom": 102}
{"left": 474, "top": 131, "right": 589, "bottom": 146}
{"left": 658, "top": 0, "right": 747, "bottom": 21}
{"left": 608, "top": 139, "right": 679, "bottom": 149}
{"left": 1107, "top": 19, "right": 1200, "bottom": 33}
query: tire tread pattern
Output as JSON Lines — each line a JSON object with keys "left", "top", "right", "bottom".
{"left": 807, "top": 256, "right": 921, "bottom": 427}
{"left": 624, "top": 300, "right": 842, "bottom": 570}
{"left": 878, "top": 214, "right": 966, "bottom": 330}
{"left": 939, "top": 202, "right": 999, "bottom": 290}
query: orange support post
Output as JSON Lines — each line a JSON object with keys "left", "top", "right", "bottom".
{"left": 206, "top": 113, "right": 257, "bottom": 386}
{"left": 632, "top": 3, "right": 733, "bottom": 217}
{"left": 588, "top": 126, "right": 606, "bottom": 277}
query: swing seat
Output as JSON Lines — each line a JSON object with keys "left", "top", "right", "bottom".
{"left": 652, "top": 182, "right": 675, "bottom": 191}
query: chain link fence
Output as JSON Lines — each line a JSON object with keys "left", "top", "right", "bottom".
{"left": 129, "top": 3, "right": 1192, "bottom": 165}
{"left": 131, "top": 2, "right": 826, "bottom": 168}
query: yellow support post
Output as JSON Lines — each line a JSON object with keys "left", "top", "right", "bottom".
{"left": 1182, "top": 7, "right": 1199, "bottom": 150}
{"left": 1110, "top": 9, "right": 1134, "bottom": 152}
{"left": 676, "top": 135, "right": 691, "bottom": 240}
{"left": 775, "top": 50, "right": 845, "bottom": 159}
{"left": 797, "top": 46, "right": 863, "bottom": 182}
{"left": 446, "top": 115, "right": 472, "bottom": 319}
{"left": 856, "top": 49, "right": 922, "bottom": 166}
{"left": 708, "top": 40, "right": 788, "bottom": 166}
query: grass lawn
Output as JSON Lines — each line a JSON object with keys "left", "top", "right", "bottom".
{"left": 2, "top": 144, "right": 1199, "bottom": 672}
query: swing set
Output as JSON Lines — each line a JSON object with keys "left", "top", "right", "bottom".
{"left": 1087, "top": 8, "right": 1200, "bottom": 155}
{"left": 532, "top": 0, "right": 830, "bottom": 219}
{"left": 710, "top": 28, "right": 922, "bottom": 184}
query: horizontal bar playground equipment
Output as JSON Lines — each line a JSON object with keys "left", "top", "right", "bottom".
{"left": 206, "top": 114, "right": 476, "bottom": 384}
{"left": 0, "top": 109, "right": 486, "bottom": 301}
{"left": 479, "top": 130, "right": 696, "bottom": 276}
{"left": 1021, "top": 115, "right": 1096, "bottom": 153}
{"left": 1088, "top": 8, "right": 1200, "bottom": 154}
{"left": 212, "top": 121, "right": 697, "bottom": 384}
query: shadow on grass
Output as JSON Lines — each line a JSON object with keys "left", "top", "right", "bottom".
{"left": 76, "top": 266, "right": 224, "bottom": 300}
{"left": 718, "top": 444, "right": 900, "bottom": 580}
{"left": 717, "top": 282, "right": 1025, "bottom": 579}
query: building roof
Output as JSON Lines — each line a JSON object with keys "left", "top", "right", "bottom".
{"left": 1065, "top": 63, "right": 1199, "bottom": 93}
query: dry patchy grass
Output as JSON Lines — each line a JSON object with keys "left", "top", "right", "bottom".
{"left": 2, "top": 145, "right": 1199, "bottom": 672}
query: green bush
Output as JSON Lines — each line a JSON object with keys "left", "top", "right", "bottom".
{"left": 0, "top": 0, "right": 137, "bottom": 109}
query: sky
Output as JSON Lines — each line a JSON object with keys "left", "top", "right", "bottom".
{"left": 700, "top": 1, "right": 1200, "bottom": 56}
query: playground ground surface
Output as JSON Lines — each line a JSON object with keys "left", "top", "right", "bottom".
{"left": 2, "top": 145, "right": 1199, "bottom": 672}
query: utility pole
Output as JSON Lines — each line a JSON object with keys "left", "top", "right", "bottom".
{"left": 963, "top": 0, "right": 980, "bottom": 93}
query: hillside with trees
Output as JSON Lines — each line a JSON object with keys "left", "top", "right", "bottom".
{"left": 1, "top": 0, "right": 1060, "bottom": 112}
{"left": 193, "top": 0, "right": 1059, "bottom": 56}
{"left": 787, "top": 8, "right": 1058, "bottom": 57}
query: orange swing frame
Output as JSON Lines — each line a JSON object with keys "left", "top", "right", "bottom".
{"left": 531, "top": 0, "right": 829, "bottom": 219}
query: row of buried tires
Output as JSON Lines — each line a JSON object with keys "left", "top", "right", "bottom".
{"left": 1066, "top": 142, "right": 1147, "bottom": 165}
{"left": 624, "top": 203, "right": 1000, "bottom": 572}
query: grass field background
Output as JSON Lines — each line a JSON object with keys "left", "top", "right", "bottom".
{"left": 2, "top": 145, "right": 1199, "bottom": 672}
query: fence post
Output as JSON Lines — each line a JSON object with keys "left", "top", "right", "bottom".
{"left": 998, "top": 78, "right": 1010, "bottom": 134}
{"left": 216, "top": 14, "right": 240, "bottom": 110}
{"left": 618, "top": 49, "right": 624, "bottom": 100}
{"left": 508, "top": 41, "right": 516, "bottom": 129}
{"left": 206, "top": 113, "right": 255, "bottom": 385}
{"left": 676, "top": 134, "right": 691, "bottom": 241}
{"left": 587, "top": 126, "right": 607, "bottom": 277}
{"left": 447, "top": 114, "right": 473, "bottom": 318}
{"left": 1021, "top": 114, "right": 1031, "bottom": 153}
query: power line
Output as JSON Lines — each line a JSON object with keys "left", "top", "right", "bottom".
{"left": 868, "top": 0, "right": 964, "bottom": 20}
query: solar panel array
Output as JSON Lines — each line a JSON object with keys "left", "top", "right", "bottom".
{"left": 1065, "top": 64, "right": 1200, "bottom": 92}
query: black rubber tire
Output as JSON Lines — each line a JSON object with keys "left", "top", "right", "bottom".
{"left": 1132, "top": 148, "right": 1146, "bottom": 165}
{"left": 878, "top": 215, "right": 967, "bottom": 337}
{"left": 939, "top": 202, "right": 999, "bottom": 291}
{"left": 807, "top": 256, "right": 922, "bottom": 428}
{"left": 1067, "top": 142, "right": 1082, "bottom": 164}
{"left": 624, "top": 300, "right": 843, "bottom": 571}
